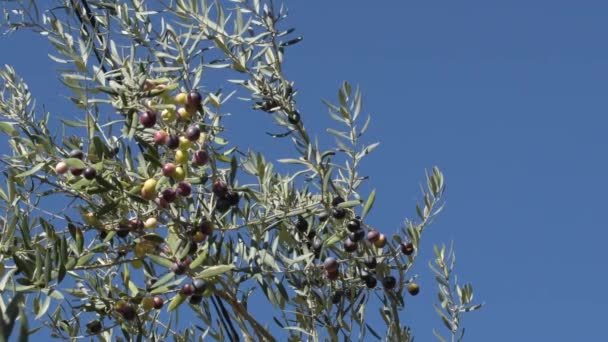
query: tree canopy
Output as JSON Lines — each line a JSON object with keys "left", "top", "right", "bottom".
{"left": 0, "top": 1, "right": 481, "bottom": 341}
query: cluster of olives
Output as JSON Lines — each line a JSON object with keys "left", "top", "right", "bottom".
{"left": 54, "top": 149, "right": 99, "bottom": 180}
{"left": 178, "top": 278, "right": 211, "bottom": 305}
{"left": 112, "top": 294, "right": 165, "bottom": 323}
{"left": 53, "top": 87, "right": 242, "bottom": 332}
{"left": 316, "top": 196, "right": 421, "bottom": 298}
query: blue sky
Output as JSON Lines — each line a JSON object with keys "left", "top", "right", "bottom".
{"left": 1, "top": 0, "right": 607, "bottom": 340}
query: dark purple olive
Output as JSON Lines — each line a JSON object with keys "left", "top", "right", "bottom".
{"left": 363, "top": 275, "right": 377, "bottom": 288}
{"left": 192, "top": 150, "right": 209, "bottom": 166}
{"left": 343, "top": 239, "right": 358, "bottom": 253}
{"left": 83, "top": 167, "right": 97, "bottom": 180}
{"left": 185, "top": 125, "right": 201, "bottom": 141}
{"left": 139, "top": 110, "right": 157, "bottom": 128}
{"left": 346, "top": 219, "right": 361, "bottom": 232}
{"left": 69, "top": 149, "right": 85, "bottom": 160}
{"left": 212, "top": 180, "right": 228, "bottom": 196}
{"left": 162, "top": 188, "right": 177, "bottom": 203}
{"left": 349, "top": 229, "right": 365, "bottom": 242}
{"left": 189, "top": 295, "right": 203, "bottom": 305}
{"left": 166, "top": 134, "right": 180, "bottom": 150}
{"left": 176, "top": 182, "right": 192, "bottom": 197}
{"left": 70, "top": 168, "right": 84, "bottom": 176}
{"left": 187, "top": 91, "right": 202, "bottom": 108}
{"left": 295, "top": 216, "right": 308, "bottom": 232}
{"left": 180, "top": 283, "right": 194, "bottom": 296}
{"left": 364, "top": 256, "right": 377, "bottom": 269}
{"left": 192, "top": 279, "right": 206, "bottom": 293}
{"left": 323, "top": 257, "right": 338, "bottom": 272}
{"left": 382, "top": 276, "right": 396, "bottom": 290}
{"left": 400, "top": 242, "right": 415, "bottom": 255}
{"left": 226, "top": 191, "right": 240, "bottom": 206}
{"left": 331, "top": 207, "right": 346, "bottom": 219}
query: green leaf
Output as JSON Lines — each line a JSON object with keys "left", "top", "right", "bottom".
{"left": 229, "top": 155, "right": 238, "bottom": 185}
{"left": 4, "top": 293, "right": 24, "bottom": 339}
{"left": 277, "top": 158, "right": 311, "bottom": 167}
{"left": 15, "top": 163, "right": 46, "bottom": 178}
{"left": 34, "top": 295, "right": 51, "bottom": 320}
{"left": 463, "top": 304, "right": 483, "bottom": 312}
{"left": 63, "top": 158, "right": 86, "bottom": 169}
{"left": 336, "top": 200, "right": 362, "bottom": 209}
{"left": 147, "top": 254, "right": 174, "bottom": 268}
{"left": 324, "top": 230, "right": 348, "bottom": 247}
{"left": 0, "top": 122, "right": 17, "bottom": 136}
{"left": 433, "top": 329, "right": 447, "bottom": 342}
{"left": 167, "top": 293, "right": 187, "bottom": 312}
{"left": 60, "top": 119, "right": 86, "bottom": 127}
{"left": 195, "top": 264, "right": 235, "bottom": 279}
{"left": 128, "top": 280, "right": 139, "bottom": 297}
{"left": 189, "top": 248, "right": 209, "bottom": 270}
{"left": 280, "top": 36, "right": 303, "bottom": 47}
{"left": 140, "top": 233, "right": 165, "bottom": 245}
{"left": 150, "top": 273, "right": 176, "bottom": 290}
{"left": 362, "top": 189, "right": 376, "bottom": 218}
{"left": 76, "top": 253, "right": 94, "bottom": 266}
{"left": 366, "top": 323, "right": 382, "bottom": 340}
{"left": 326, "top": 128, "right": 350, "bottom": 140}
{"left": 0, "top": 269, "right": 17, "bottom": 292}
{"left": 18, "top": 307, "right": 28, "bottom": 342}
{"left": 44, "top": 250, "right": 52, "bottom": 285}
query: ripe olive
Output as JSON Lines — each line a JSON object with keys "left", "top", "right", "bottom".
{"left": 55, "top": 161, "right": 69, "bottom": 175}
{"left": 400, "top": 242, "right": 415, "bottom": 256}
{"left": 331, "top": 196, "right": 344, "bottom": 207}
{"left": 323, "top": 257, "right": 339, "bottom": 272}
{"left": 343, "top": 239, "right": 358, "bottom": 253}
{"left": 346, "top": 218, "right": 361, "bottom": 232}
{"left": 139, "top": 110, "right": 157, "bottom": 128}
{"left": 366, "top": 230, "right": 380, "bottom": 243}
{"left": 295, "top": 216, "right": 308, "bottom": 232}
{"left": 408, "top": 283, "right": 420, "bottom": 296}
{"left": 382, "top": 276, "right": 396, "bottom": 290}
{"left": 83, "top": 167, "right": 97, "bottom": 180}
{"left": 331, "top": 207, "right": 346, "bottom": 219}
{"left": 185, "top": 125, "right": 201, "bottom": 141}
{"left": 69, "top": 149, "right": 85, "bottom": 160}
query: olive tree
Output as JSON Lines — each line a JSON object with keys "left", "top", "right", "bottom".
{"left": 0, "top": 1, "right": 482, "bottom": 341}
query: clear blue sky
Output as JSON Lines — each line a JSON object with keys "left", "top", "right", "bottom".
{"left": 1, "top": 1, "right": 607, "bottom": 340}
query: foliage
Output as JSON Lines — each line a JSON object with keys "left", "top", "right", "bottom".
{"left": 0, "top": 0, "right": 482, "bottom": 340}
